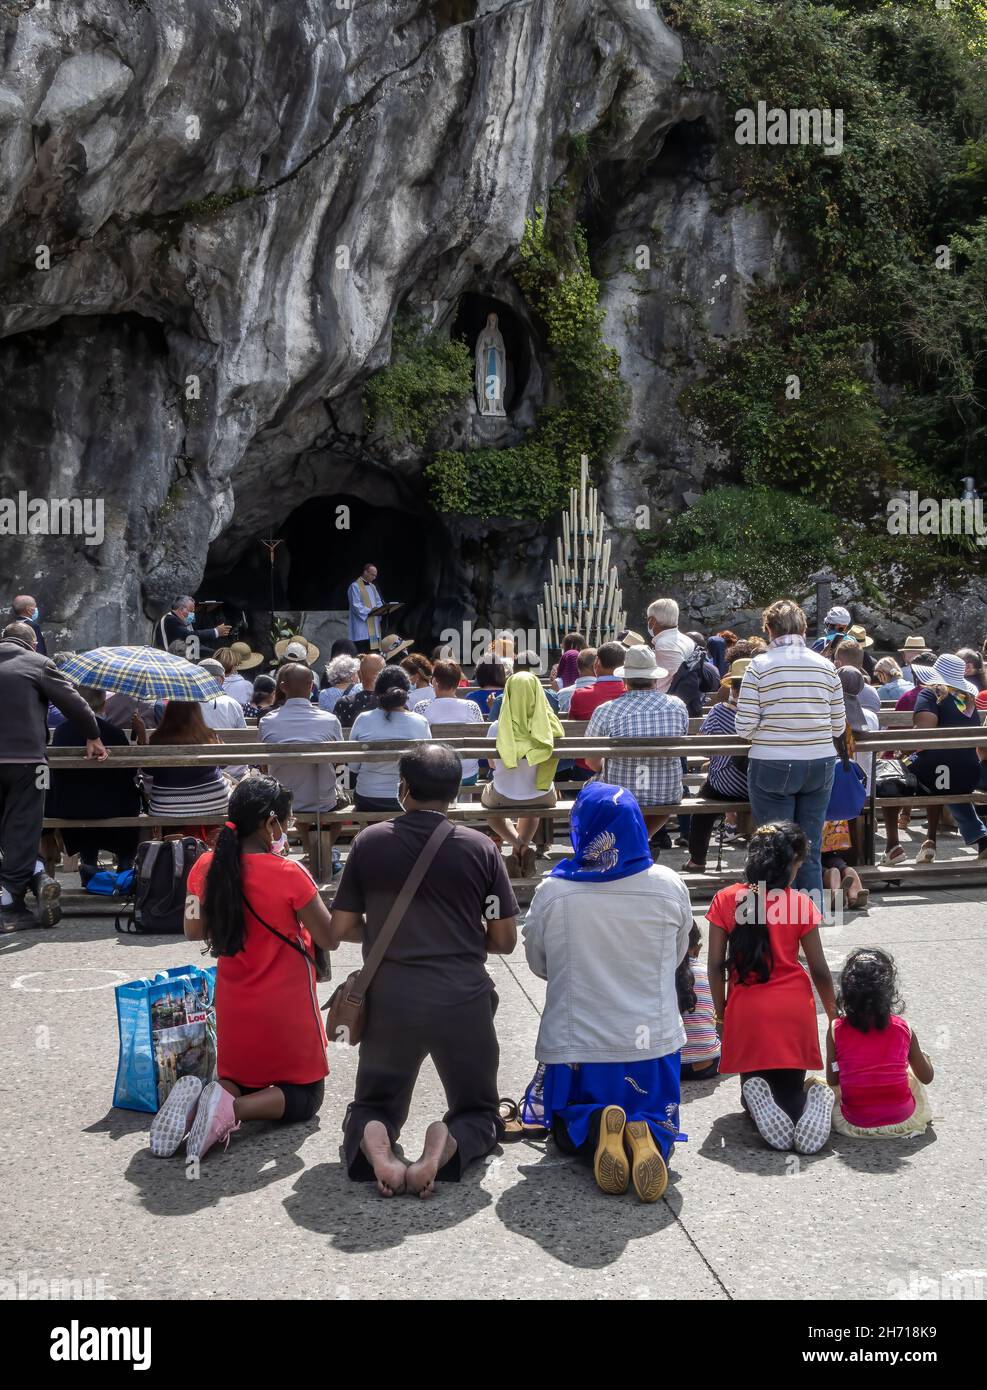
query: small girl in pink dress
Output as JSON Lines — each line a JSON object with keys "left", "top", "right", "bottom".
{"left": 827, "top": 948, "right": 934, "bottom": 1138}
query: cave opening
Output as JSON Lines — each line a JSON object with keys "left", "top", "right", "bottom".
{"left": 449, "top": 292, "right": 531, "bottom": 410}
{"left": 201, "top": 494, "right": 450, "bottom": 651}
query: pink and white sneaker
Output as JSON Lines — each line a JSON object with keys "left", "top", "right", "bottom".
{"left": 149, "top": 1075, "right": 203, "bottom": 1158}
{"left": 185, "top": 1081, "right": 240, "bottom": 1161}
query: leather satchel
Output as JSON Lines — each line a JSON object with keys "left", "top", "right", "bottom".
{"left": 325, "top": 817, "right": 453, "bottom": 1047}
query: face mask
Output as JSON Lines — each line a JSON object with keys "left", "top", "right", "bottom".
{"left": 30, "top": 607, "right": 39, "bottom": 622}
{"left": 270, "top": 833, "right": 287, "bottom": 855}
{"left": 185, "top": 613, "right": 195, "bottom": 626}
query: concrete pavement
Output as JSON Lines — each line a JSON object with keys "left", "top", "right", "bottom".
{"left": 0, "top": 883, "right": 983, "bottom": 1301}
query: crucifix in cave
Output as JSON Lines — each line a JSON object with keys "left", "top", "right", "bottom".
{"left": 474, "top": 312, "right": 507, "bottom": 416}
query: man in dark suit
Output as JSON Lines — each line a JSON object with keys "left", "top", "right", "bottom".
{"left": 153, "top": 595, "right": 231, "bottom": 652}
{"left": 10, "top": 594, "right": 46, "bottom": 655}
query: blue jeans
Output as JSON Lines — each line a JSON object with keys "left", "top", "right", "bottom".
{"left": 949, "top": 801, "right": 987, "bottom": 846}
{"left": 747, "top": 757, "right": 836, "bottom": 906}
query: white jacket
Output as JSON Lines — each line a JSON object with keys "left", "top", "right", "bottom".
{"left": 523, "top": 865, "right": 693, "bottom": 1064}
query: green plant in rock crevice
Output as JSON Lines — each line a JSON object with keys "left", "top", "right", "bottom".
{"left": 426, "top": 200, "right": 627, "bottom": 519}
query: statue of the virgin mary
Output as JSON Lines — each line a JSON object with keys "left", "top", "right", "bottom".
{"left": 474, "top": 312, "right": 507, "bottom": 417}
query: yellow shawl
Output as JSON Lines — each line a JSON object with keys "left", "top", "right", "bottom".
{"left": 495, "top": 672, "right": 563, "bottom": 791}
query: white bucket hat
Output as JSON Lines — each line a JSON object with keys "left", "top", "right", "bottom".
{"left": 911, "top": 654, "right": 978, "bottom": 697}
{"left": 613, "top": 644, "right": 669, "bottom": 681}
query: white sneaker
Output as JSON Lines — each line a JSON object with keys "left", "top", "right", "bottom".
{"left": 149, "top": 1075, "right": 203, "bottom": 1157}
{"left": 794, "top": 1083, "right": 835, "bottom": 1154}
{"left": 915, "top": 842, "right": 936, "bottom": 863}
{"left": 742, "top": 1076, "right": 795, "bottom": 1150}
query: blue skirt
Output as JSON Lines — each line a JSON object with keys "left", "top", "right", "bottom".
{"left": 521, "top": 1055, "right": 684, "bottom": 1161}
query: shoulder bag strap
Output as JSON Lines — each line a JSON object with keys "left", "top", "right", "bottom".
{"left": 348, "top": 817, "right": 453, "bottom": 1004}
{"left": 242, "top": 889, "right": 316, "bottom": 966}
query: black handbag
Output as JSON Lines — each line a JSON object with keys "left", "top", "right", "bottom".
{"left": 874, "top": 757, "right": 920, "bottom": 798}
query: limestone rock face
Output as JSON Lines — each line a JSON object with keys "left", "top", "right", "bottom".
{"left": 0, "top": 0, "right": 982, "bottom": 652}
{"left": 0, "top": 0, "right": 699, "bottom": 646}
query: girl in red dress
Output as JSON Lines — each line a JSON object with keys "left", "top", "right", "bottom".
{"left": 150, "top": 776, "right": 334, "bottom": 1162}
{"left": 707, "top": 822, "right": 838, "bottom": 1154}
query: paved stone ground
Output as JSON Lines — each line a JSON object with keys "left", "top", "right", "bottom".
{"left": 1, "top": 877, "right": 983, "bottom": 1302}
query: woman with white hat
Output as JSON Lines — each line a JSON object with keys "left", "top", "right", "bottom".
{"left": 880, "top": 654, "right": 987, "bottom": 865}
{"left": 273, "top": 635, "right": 320, "bottom": 667}
{"left": 215, "top": 643, "right": 264, "bottom": 706}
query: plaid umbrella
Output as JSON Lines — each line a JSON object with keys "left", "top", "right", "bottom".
{"left": 57, "top": 646, "right": 222, "bottom": 701}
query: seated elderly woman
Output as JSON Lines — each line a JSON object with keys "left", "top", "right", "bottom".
{"left": 521, "top": 782, "right": 694, "bottom": 1202}
{"left": 318, "top": 654, "right": 360, "bottom": 714}
{"left": 483, "top": 671, "right": 563, "bottom": 877}
{"left": 873, "top": 657, "right": 913, "bottom": 704}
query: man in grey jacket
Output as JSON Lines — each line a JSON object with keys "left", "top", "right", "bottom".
{"left": 0, "top": 623, "right": 108, "bottom": 930}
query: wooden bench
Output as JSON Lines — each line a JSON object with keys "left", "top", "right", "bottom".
{"left": 41, "top": 722, "right": 987, "bottom": 911}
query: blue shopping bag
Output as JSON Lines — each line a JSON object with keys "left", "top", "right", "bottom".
{"left": 112, "top": 965, "right": 217, "bottom": 1113}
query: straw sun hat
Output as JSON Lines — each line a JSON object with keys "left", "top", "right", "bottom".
{"left": 274, "top": 635, "right": 320, "bottom": 664}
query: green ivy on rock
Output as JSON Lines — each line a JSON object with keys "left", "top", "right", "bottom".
{"left": 363, "top": 310, "right": 473, "bottom": 447}
{"left": 654, "top": 0, "right": 987, "bottom": 601}
{"left": 426, "top": 203, "right": 627, "bottom": 520}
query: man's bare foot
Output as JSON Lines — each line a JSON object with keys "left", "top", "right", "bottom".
{"left": 361, "top": 1120, "right": 407, "bottom": 1197}
{"left": 405, "top": 1121, "right": 457, "bottom": 1199}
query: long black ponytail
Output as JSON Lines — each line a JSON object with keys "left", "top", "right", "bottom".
{"left": 202, "top": 775, "right": 293, "bottom": 957}
{"left": 727, "top": 821, "right": 808, "bottom": 985}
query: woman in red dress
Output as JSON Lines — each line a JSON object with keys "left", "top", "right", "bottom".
{"left": 149, "top": 776, "right": 334, "bottom": 1161}
{"left": 707, "top": 822, "right": 838, "bottom": 1154}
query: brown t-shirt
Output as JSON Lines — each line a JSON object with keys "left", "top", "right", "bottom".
{"left": 332, "top": 810, "right": 519, "bottom": 1005}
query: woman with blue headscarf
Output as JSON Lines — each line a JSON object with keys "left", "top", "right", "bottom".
{"left": 521, "top": 782, "right": 694, "bottom": 1202}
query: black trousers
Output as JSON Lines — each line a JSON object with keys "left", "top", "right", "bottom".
{"left": 0, "top": 764, "right": 44, "bottom": 899}
{"left": 61, "top": 827, "right": 140, "bottom": 866}
{"left": 344, "top": 988, "right": 501, "bottom": 1182}
{"left": 239, "top": 1078, "right": 325, "bottom": 1124}
{"left": 688, "top": 779, "right": 742, "bottom": 865}
{"left": 741, "top": 1069, "right": 807, "bottom": 1124}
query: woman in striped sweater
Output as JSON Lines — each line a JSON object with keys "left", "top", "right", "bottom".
{"left": 734, "top": 600, "right": 846, "bottom": 907}
{"left": 145, "top": 700, "right": 230, "bottom": 839}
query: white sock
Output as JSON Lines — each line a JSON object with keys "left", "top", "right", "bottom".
{"left": 0, "top": 888, "right": 12, "bottom": 907}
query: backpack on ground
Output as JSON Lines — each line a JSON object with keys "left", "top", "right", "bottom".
{"left": 115, "top": 838, "right": 206, "bottom": 935}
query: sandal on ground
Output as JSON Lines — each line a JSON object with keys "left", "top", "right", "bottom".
{"left": 497, "top": 1097, "right": 549, "bottom": 1142}
{"left": 593, "top": 1105, "right": 629, "bottom": 1195}
{"left": 846, "top": 887, "right": 870, "bottom": 910}
{"left": 623, "top": 1120, "right": 668, "bottom": 1203}
{"left": 915, "top": 841, "right": 936, "bottom": 863}
{"left": 879, "top": 845, "right": 907, "bottom": 866}
{"left": 517, "top": 844, "right": 536, "bottom": 878}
